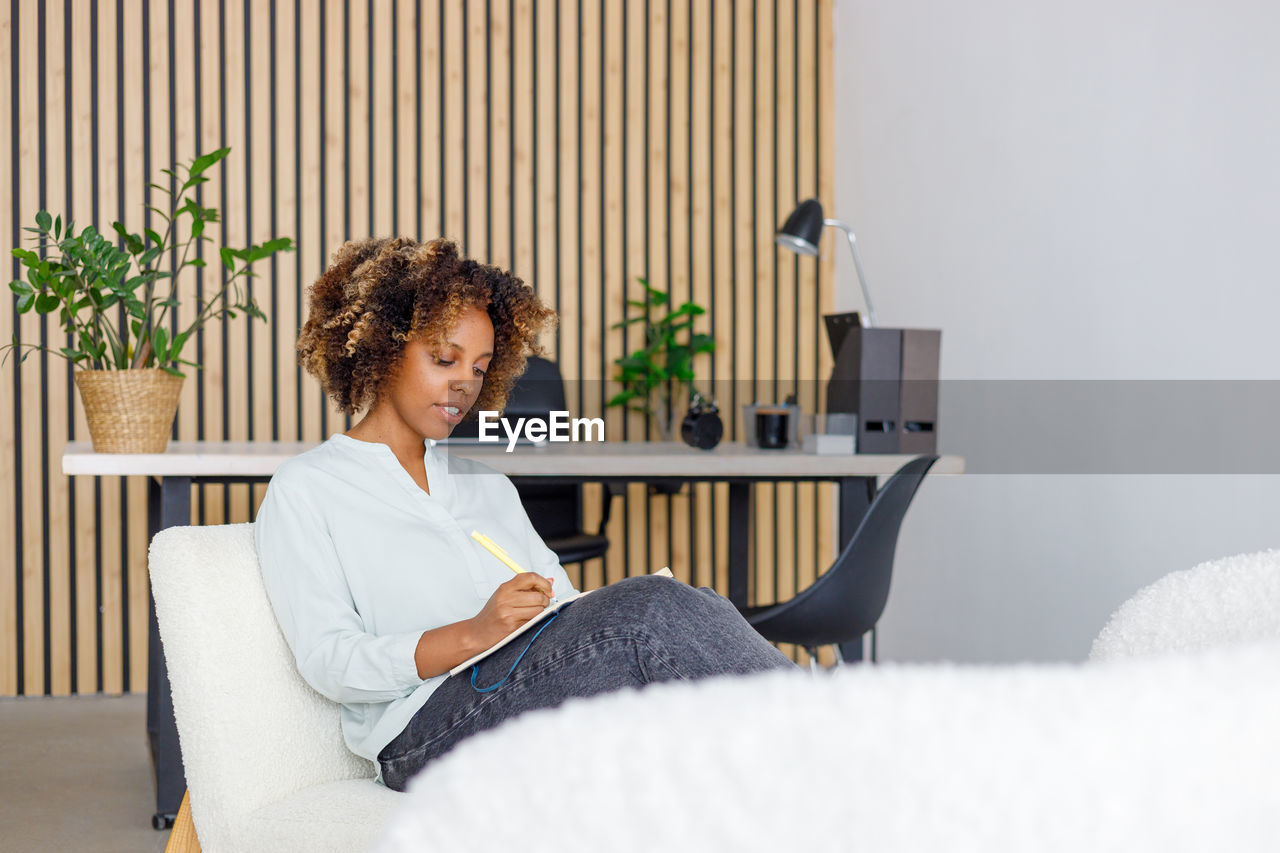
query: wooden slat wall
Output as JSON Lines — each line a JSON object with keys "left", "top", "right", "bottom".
{"left": 0, "top": 0, "right": 835, "bottom": 697}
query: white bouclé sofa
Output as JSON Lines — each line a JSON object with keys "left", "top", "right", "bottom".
{"left": 151, "top": 525, "right": 1280, "bottom": 852}
{"left": 374, "top": 549, "right": 1280, "bottom": 853}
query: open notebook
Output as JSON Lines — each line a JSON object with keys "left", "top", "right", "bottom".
{"left": 449, "top": 567, "right": 675, "bottom": 676}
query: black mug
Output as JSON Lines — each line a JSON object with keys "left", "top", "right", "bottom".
{"left": 756, "top": 409, "right": 790, "bottom": 449}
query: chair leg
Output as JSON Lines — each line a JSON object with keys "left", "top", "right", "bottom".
{"left": 164, "top": 789, "right": 201, "bottom": 853}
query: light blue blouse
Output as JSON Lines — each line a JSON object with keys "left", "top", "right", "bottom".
{"left": 253, "top": 433, "right": 579, "bottom": 777}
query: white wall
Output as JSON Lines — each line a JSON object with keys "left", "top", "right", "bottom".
{"left": 832, "top": 0, "right": 1280, "bottom": 662}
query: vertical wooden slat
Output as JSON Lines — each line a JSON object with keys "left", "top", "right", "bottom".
{"left": 321, "top": 0, "right": 346, "bottom": 419}
{"left": 578, "top": 0, "right": 602, "bottom": 582}
{"left": 773, "top": 0, "right": 796, "bottom": 641}
{"left": 43, "top": 0, "right": 71, "bottom": 695}
{"left": 815, "top": 0, "right": 836, "bottom": 666}
{"left": 711, "top": 0, "right": 733, "bottom": 597}
{"left": 347, "top": 0, "right": 370, "bottom": 245}
{"left": 250, "top": 0, "right": 275, "bottom": 517}
{"left": 120, "top": 0, "right": 147, "bottom": 692}
{"left": 248, "top": 0, "right": 273, "bottom": 462}
{"left": 16, "top": 0, "right": 44, "bottom": 697}
{"left": 690, "top": 0, "right": 713, "bottom": 591}
{"left": 665, "top": 0, "right": 696, "bottom": 578}
{"left": 752, "top": 0, "right": 775, "bottom": 608}
{"left": 0, "top": 0, "right": 18, "bottom": 696}
{"left": 795, "top": 0, "right": 819, "bottom": 660}
{"left": 599, "top": 0, "right": 624, "bottom": 592}
{"left": 144, "top": 0, "right": 169, "bottom": 445}
{"left": 172, "top": 0, "right": 197, "bottom": 449}
{"left": 729, "top": 1, "right": 753, "bottom": 386}
{"left": 532, "top": 0, "right": 555, "bottom": 337}
{"left": 169, "top": 0, "right": 198, "bottom": 557}
{"left": 69, "top": 0, "right": 98, "bottom": 696}
{"left": 488, "top": 0, "right": 510, "bottom": 270}
{"left": 94, "top": 0, "right": 122, "bottom": 694}
{"left": 298, "top": 0, "right": 323, "bottom": 442}
{"left": 465, "top": 0, "right": 486, "bottom": 257}
{"left": 274, "top": 0, "right": 300, "bottom": 447}
{"left": 795, "top": 0, "right": 819, "bottom": 662}
{"left": 172, "top": 0, "right": 200, "bottom": 543}
{"left": 556, "top": 0, "right": 578, "bottom": 385}
{"left": 442, "top": 0, "right": 465, "bottom": 244}
{"left": 644, "top": 0, "right": 667, "bottom": 576}
{"left": 198, "top": 0, "right": 227, "bottom": 524}
{"left": 511, "top": 0, "right": 534, "bottom": 281}
{"left": 731, "top": 0, "right": 754, "bottom": 602}
{"left": 667, "top": 0, "right": 690, "bottom": 583}
{"left": 322, "top": 0, "right": 345, "bottom": 435}
{"left": 371, "top": 0, "right": 393, "bottom": 239}
{"left": 223, "top": 0, "right": 251, "bottom": 531}
{"left": 395, "top": 0, "right": 418, "bottom": 239}
{"left": 419, "top": 0, "right": 443, "bottom": 239}
{"left": 622, "top": 0, "right": 646, "bottom": 583}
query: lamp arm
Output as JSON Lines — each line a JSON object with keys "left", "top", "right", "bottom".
{"left": 823, "top": 218, "right": 878, "bottom": 328}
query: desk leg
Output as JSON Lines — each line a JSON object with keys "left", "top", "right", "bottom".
{"left": 146, "top": 476, "right": 191, "bottom": 828}
{"left": 837, "top": 477, "right": 877, "bottom": 664}
{"left": 727, "top": 482, "right": 750, "bottom": 608}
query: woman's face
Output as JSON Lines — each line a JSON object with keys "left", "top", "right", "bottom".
{"left": 384, "top": 305, "right": 494, "bottom": 441}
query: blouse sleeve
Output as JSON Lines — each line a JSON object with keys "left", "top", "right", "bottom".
{"left": 254, "top": 472, "right": 427, "bottom": 704}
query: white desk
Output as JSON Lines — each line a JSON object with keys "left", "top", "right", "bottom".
{"left": 63, "top": 439, "right": 964, "bottom": 477}
{"left": 63, "top": 438, "right": 961, "bottom": 611}
{"left": 63, "top": 439, "right": 963, "bottom": 824}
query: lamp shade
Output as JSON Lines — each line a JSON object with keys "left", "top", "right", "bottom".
{"left": 775, "top": 198, "right": 825, "bottom": 255}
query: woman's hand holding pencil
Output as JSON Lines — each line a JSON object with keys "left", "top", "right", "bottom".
{"left": 468, "top": 530, "right": 557, "bottom": 646}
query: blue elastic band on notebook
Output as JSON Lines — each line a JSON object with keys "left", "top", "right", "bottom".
{"left": 470, "top": 608, "right": 563, "bottom": 693}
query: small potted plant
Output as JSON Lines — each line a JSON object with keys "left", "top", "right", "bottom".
{"left": 2, "top": 148, "right": 293, "bottom": 452}
{"left": 606, "top": 276, "right": 716, "bottom": 442}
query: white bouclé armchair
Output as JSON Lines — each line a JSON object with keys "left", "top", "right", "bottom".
{"left": 149, "top": 523, "right": 401, "bottom": 852}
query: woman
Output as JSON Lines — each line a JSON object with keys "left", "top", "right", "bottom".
{"left": 254, "top": 236, "right": 796, "bottom": 791}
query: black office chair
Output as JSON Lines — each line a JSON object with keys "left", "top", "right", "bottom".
{"left": 736, "top": 454, "right": 939, "bottom": 667}
{"left": 456, "top": 356, "right": 619, "bottom": 566}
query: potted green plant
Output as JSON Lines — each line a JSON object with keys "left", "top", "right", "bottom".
{"left": 606, "top": 276, "right": 716, "bottom": 442}
{"left": 2, "top": 148, "right": 293, "bottom": 453}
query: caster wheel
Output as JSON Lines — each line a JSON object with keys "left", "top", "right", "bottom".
{"left": 152, "top": 812, "right": 175, "bottom": 831}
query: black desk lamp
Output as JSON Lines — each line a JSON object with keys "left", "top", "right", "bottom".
{"left": 776, "top": 198, "right": 878, "bottom": 328}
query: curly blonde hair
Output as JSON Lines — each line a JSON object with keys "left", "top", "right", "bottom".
{"left": 297, "top": 237, "right": 559, "bottom": 416}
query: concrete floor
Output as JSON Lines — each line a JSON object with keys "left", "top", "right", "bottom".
{"left": 0, "top": 694, "right": 170, "bottom": 853}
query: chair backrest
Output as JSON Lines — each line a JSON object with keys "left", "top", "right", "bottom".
{"left": 747, "top": 455, "right": 939, "bottom": 647}
{"left": 447, "top": 356, "right": 579, "bottom": 536}
{"left": 473, "top": 356, "right": 582, "bottom": 538}
{"left": 504, "top": 355, "right": 568, "bottom": 416}
{"left": 450, "top": 355, "right": 568, "bottom": 438}
{"left": 149, "top": 523, "right": 375, "bottom": 849}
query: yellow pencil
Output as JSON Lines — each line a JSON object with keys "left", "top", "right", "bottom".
{"left": 470, "top": 530, "right": 527, "bottom": 575}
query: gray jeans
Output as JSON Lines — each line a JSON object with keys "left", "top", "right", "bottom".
{"left": 378, "top": 575, "right": 797, "bottom": 791}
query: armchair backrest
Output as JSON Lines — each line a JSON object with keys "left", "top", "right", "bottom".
{"left": 1090, "top": 548, "right": 1280, "bottom": 660}
{"left": 149, "top": 523, "right": 375, "bottom": 849}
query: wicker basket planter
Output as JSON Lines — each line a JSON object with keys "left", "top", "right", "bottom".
{"left": 74, "top": 369, "right": 184, "bottom": 453}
